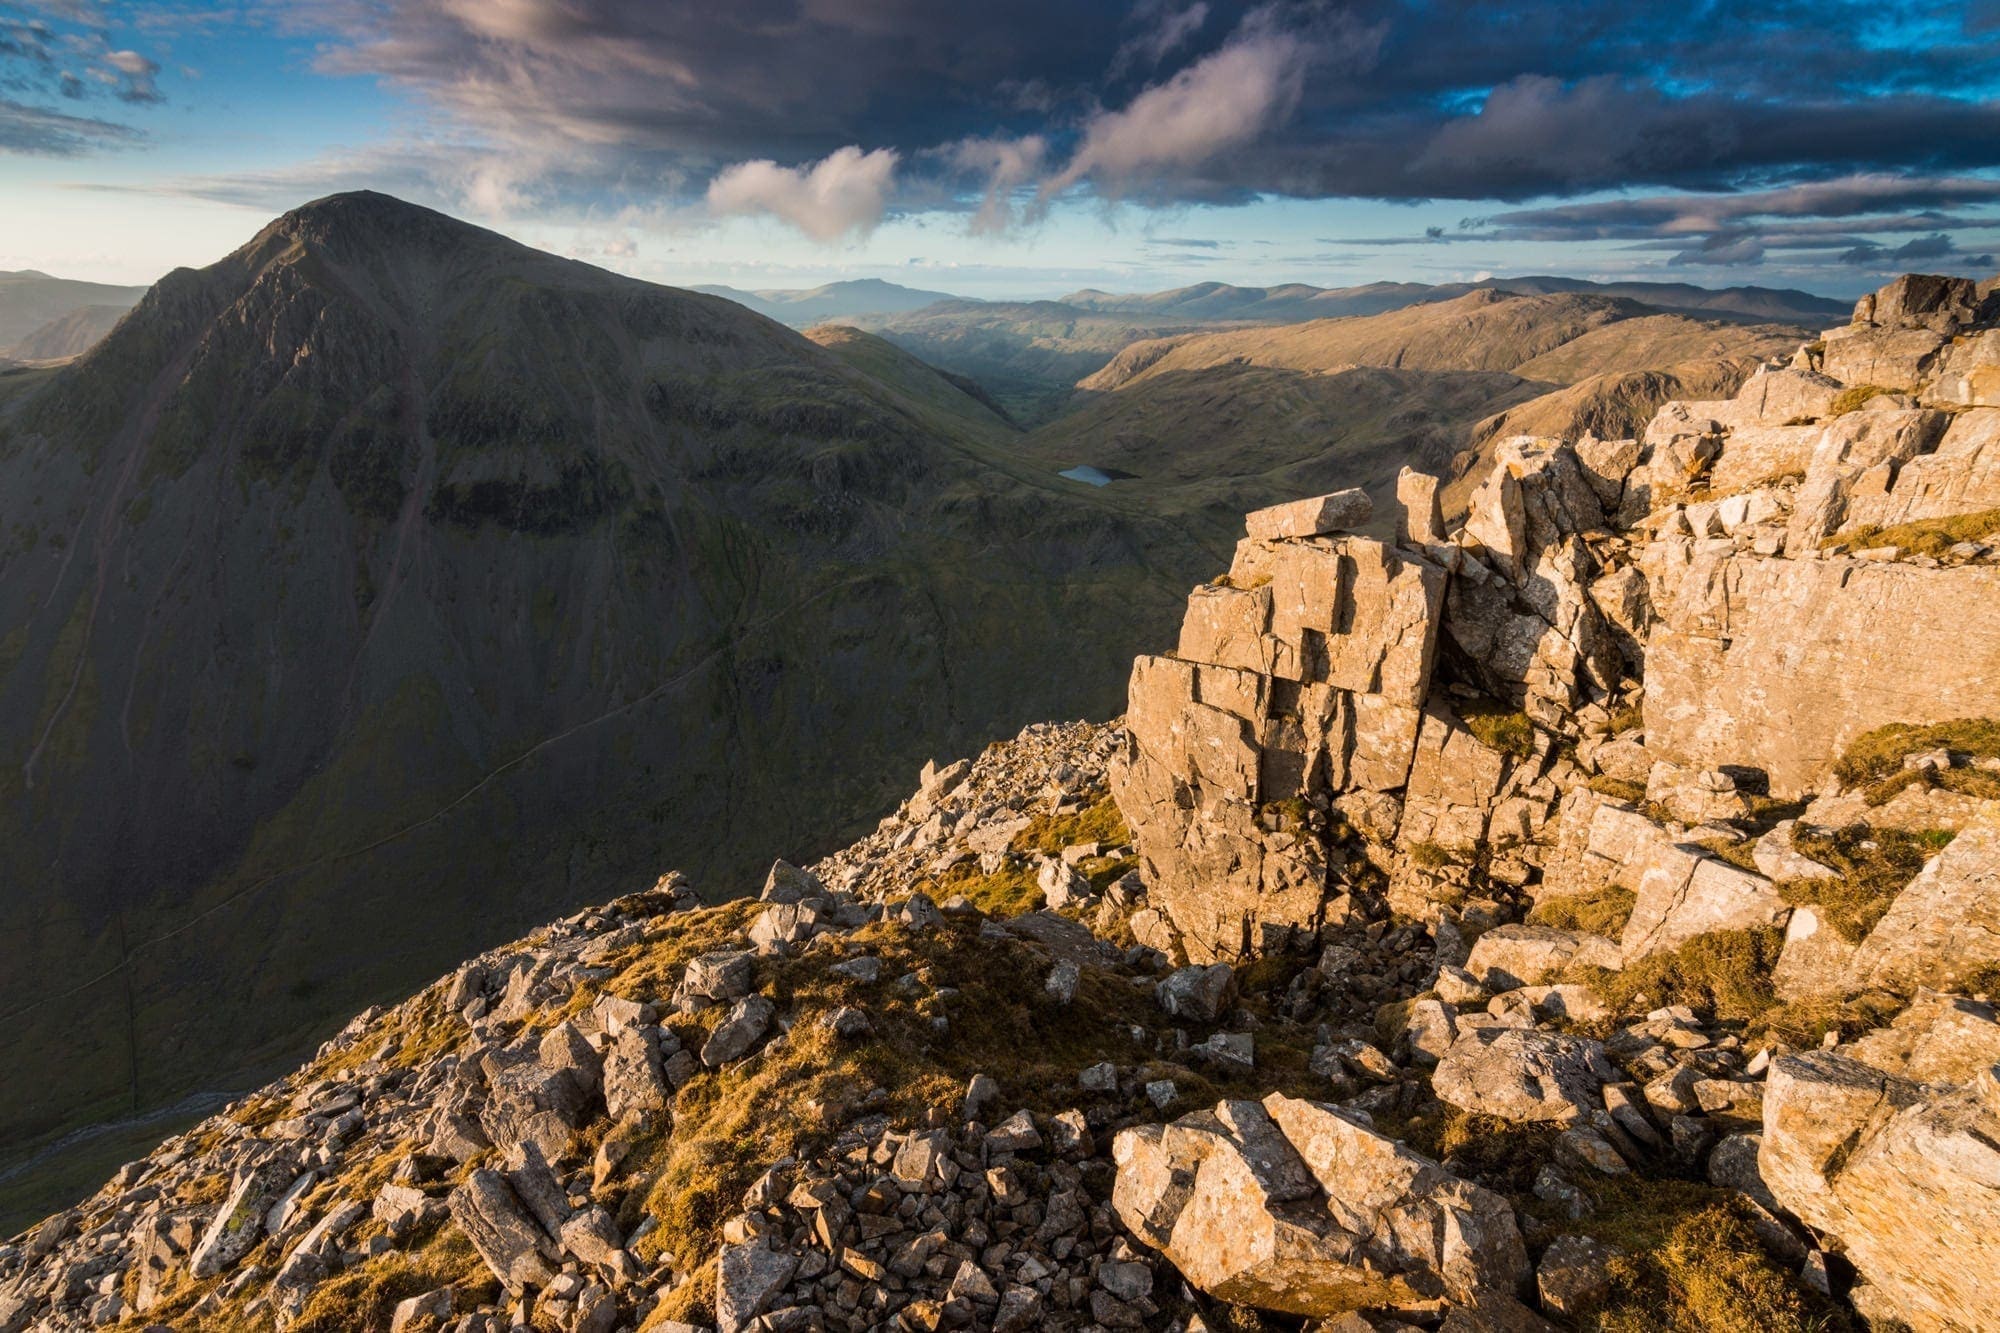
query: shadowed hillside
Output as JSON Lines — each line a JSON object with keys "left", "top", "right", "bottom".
{"left": 0, "top": 193, "right": 1212, "bottom": 1216}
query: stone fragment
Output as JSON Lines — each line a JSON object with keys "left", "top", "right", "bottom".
{"left": 1536, "top": 1235, "right": 1616, "bottom": 1318}
{"left": 700, "top": 995, "right": 777, "bottom": 1067}
{"left": 760, "top": 860, "right": 825, "bottom": 903}
{"left": 1244, "top": 488, "right": 1373, "bottom": 540}
{"left": 1157, "top": 964, "right": 1236, "bottom": 1022}
{"left": 682, "top": 950, "right": 756, "bottom": 1002}
{"left": 1112, "top": 1094, "right": 1529, "bottom": 1316}
{"left": 1843, "top": 807, "right": 2000, "bottom": 994}
{"left": 716, "top": 1240, "right": 800, "bottom": 1333}
{"left": 602, "top": 1026, "right": 670, "bottom": 1122}
{"left": 1433, "top": 1029, "right": 1616, "bottom": 1123}
{"left": 448, "top": 1170, "right": 559, "bottom": 1293}
{"left": 190, "top": 1156, "right": 296, "bottom": 1278}
{"left": 1466, "top": 925, "right": 1618, "bottom": 992}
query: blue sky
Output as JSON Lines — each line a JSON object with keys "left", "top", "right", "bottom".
{"left": 4, "top": 1, "right": 2000, "bottom": 299}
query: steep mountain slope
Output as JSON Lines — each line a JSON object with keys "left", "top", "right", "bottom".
{"left": 802, "top": 324, "right": 1018, "bottom": 437}
{"left": 0, "top": 270, "right": 146, "bottom": 351}
{"left": 1, "top": 304, "right": 132, "bottom": 362}
{"left": 693, "top": 279, "right": 960, "bottom": 327}
{"left": 0, "top": 193, "right": 1209, "bottom": 1210}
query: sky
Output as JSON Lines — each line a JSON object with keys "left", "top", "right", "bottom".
{"left": 3, "top": 1, "right": 2000, "bottom": 300}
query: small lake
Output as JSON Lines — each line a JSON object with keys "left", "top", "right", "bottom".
{"left": 1058, "top": 465, "right": 1136, "bottom": 486}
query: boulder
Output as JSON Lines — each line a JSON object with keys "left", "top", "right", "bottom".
{"left": 602, "top": 1026, "right": 671, "bottom": 1121}
{"left": 1844, "top": 807, "right": 2000, "bottom": 995}
{"left": 1244, "top": 489, "right": 1373, "bottom": 541}
{"left": 448, "top": 1169, "right": 559, "bottom": 1292}
{"left": 1844, "top": 990, "right": 2000, "bottom": 1085}
{"left": 716, "top": 1240, "right": 800, "bottom": 1333}
{"left": 1620, "top": 843, "right": 1787, "bottom": 963}
{"left": 1037, "top": 858, "right": 1091, "bottom": 910}
{"left": 760, "top": 860, "right": 825, "bottom": 903}
{"left": 1645, "top": 554, "right": 2000, "bottom": 797}
{"left": 1770, "top": 906, "right": 1857, "bottom": 1003}
{"left": 189, "top": 1155, "right": 297, "bottom": 1278}
{"left": 1156, "top": 964, "right": 1236, "bottom": 1022}
{"left": 1113, "top": 1095, "right": 1527, "bottom": 1316}
{"left": 750, "top": 901, "right": 824, "bottom": 953}
{"left": 1465, "top": 925, "right": 1618, "bottom": 992}
{"left": 1535, "top": 1234, "right": 1616, "bottom": 1319}
{"left": 1433, "top": 1029, "right": 1616, "bottom": 1123}
{"left": 700, "top": 995, "right": 777, "bottom": 1067}
{"left": 682, "top": 950, "right": 756, "bottom": 1002}
{"left": 1840, "top": 407, "right": 2000, "bottom": 532}
{"left": 1761, "top": 1052, "right": 2000, "bottom": 1332}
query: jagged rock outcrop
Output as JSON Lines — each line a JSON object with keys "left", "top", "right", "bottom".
{"left": 1113, "top": 488, "right": 1449, "bottom": 960}
{"left": 1112, "top": 1094, "right": 1529, "bottom": 1315}
{"left": 1761, "top": 1050, "right": 2000, "bottom": 1333}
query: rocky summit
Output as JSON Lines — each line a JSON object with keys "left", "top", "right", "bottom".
{"left": 8, "top": 268, "right": 2000, "bottom": 1333}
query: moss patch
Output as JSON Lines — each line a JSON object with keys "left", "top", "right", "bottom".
{"left": 1566, "top": 928, "right": 1782, "bottom": 1023}
{"left": 1827, "top": 506, "right": 2000, "bottom": 560}
{"left": 1460, "top": 699, "right": 1537, "bottom": 760}
{"left": 1829, "top": 384, "right": 1895, "bottom": 416}
{"left": 1580, "top": 1180, "right": 1858, "bottom": 1333}
{"left": 1831, "top": 717, "right": 2000, "bottom": 804}
{"left": 1588, "top": 775, "right": 1649, "bottom": 804}
{"left": 1529, "top": 884, "right": 1637, "bottom": 938}
{"left": 1777, "top": 825, "right": 1955, "bottom": 943}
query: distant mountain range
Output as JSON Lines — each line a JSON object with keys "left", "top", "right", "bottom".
{"left": 690, "top": 278, "right": 960, "bottom": 326}
{"left": 0, "top": 271, "right": 146, "bottom": 364}
{"left": 1058, "top": 276, "right": 1850, "bottom": 326}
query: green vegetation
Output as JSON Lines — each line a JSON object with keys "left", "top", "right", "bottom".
{"left": 1588, "top": 775, "right": 1649, "bottom": 804}
{"left": 1529, "top": 883, "right": 1637, "bottom": 937}
{"left": 1777, "top": 824, "right": 1955, "bottom": 942}
{"left": 1583, "top": 1183, "right": 1858, "bottom": 1333}
{"left": 1830, "top": 383, "right": 1895, "bottom": 415}
{"left": 1408, "top": 840, "right": 1456, "bottom": 870}
{"left": 1830, "top": 716, "right": 2000, "bottom": 804}
{"left": 1566, "top": 928, "right": 1783, "bottom": 1022}
{"left": 1827, "top": 507, "right": 2000, "bottom": 559}
{"left": 1013, "top": 794, "right": 1131, "bottom": 856}
{"left": 1395, "top": 1109, "right": 1853, "bottom": 1332}
{"left": 1460, "top": 698, "right": 1537, "bottom": 759}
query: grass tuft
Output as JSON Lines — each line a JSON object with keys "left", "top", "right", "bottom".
{"left": 1827, "top": 507, "right": 2000, "bottom": 560}
{"left": 1829, "top": 717, "right": 2000, "bottom": 804}
{"left": 1566, "top": 928, "right": 1783, "bottom": 1023}
{"left": 1829, "top": 384, "right": 1895, "bottom": 415}
{"left": 1776, "top": 825, "right": 1955, "bottom": 943}
{"left": 1529, "top": 884, "right": 1637, "bottom": 938}
{"left": 1459, "top": 699, "right": 1537, "bottom": 760}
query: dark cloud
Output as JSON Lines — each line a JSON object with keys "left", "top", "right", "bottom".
{"left": 265, "top": 0, "right": 2000, "bottom": 258}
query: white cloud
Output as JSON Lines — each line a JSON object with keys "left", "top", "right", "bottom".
{"left": 1047, "top": 11, "right": 1313, "bottom": 200}
{"left": 945, "top": 134, "right": 1047, "bottom": 235}
{"left": 706, "top": 145, "right": 899, "bottom": 243}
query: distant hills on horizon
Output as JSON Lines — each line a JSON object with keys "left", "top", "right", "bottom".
{"left": 690, "top": 273, "right": 1852, "bottom": 331}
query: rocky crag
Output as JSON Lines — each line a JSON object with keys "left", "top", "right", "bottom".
{"left": 7, "top": 270, "right": 2000, "bottom": 1332}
